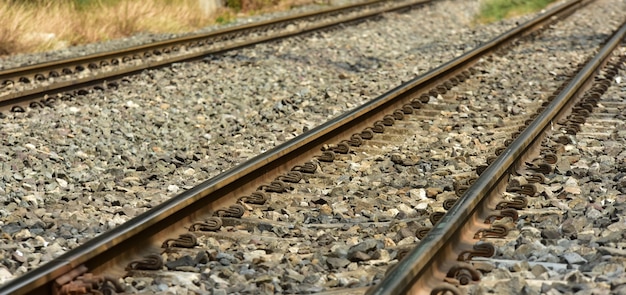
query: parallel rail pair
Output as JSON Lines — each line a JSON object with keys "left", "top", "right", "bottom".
{"left": 3, "top": 0, "right": 625, "bottom": 294}
{"left": 0, "top": 0, "right": 430, "bottom": 110}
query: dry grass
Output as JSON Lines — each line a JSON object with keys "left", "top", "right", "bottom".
{"left": 0, "top": 3, "right": 37, "bottom": 55}
{"left": 0, "top": 0, "right": 320, "bottom": 57}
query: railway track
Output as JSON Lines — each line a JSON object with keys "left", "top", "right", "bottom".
{"left": 467, "top": 52, "right": 626, "bottom": 294}
{"left": 0, "top": 0, "right": 529, "bottom": 291}
{"left": 0, "top": 0, "right": 430, "bottom": 113}
{"left": 2, "top": 0, "right": 626, "bottom": 294}
{"left": 371, "top": 17, "right": 626, "bottom": 295}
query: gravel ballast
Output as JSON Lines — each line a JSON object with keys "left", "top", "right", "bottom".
{"left": 120, "top": 0, "right": 626, "bottom": 292}
{"left": 1, "top": 0, "right": 623, "bottom": 290}
{"left": 468, "top": 50, "right": 626, "bottom": 294}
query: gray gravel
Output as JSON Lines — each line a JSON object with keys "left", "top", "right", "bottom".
{"left": 0, "top": 0, "right": 428, "bottom": 98}
{"left": 470, "top": 49, "right": 626, "bottom": 294}
{"left": 114, "top": 0, "right": 626, "bottom": 292}
{"left": 458, "top": 0, "right": 626, "bottom": 293}
{"left": 0, "top": 0, "right": 594, "bottom": 289}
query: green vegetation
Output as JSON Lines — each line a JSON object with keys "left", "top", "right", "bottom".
{"left": 216, "top": 12, "right": 236, "bottom": 25}
{"left": 225, "top": 0, "right": 281, "bottom": 12}
{"left": 226, "top": 0, "right": 243, "bottom": 11}
{"left": 476, "top": 0, "right": 557, "bottom": 23}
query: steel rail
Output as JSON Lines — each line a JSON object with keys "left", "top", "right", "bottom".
{"left": 0, "top": 0, "right": 386, "bottom": 76}
{"left": 367, "top": 5, "right": 626, "bottom": 295}
{"left": 0, "top": 0, "right": 431, "bottom": 106}
{"left": 0, "top": 0, "right": 583, "bottom": 294}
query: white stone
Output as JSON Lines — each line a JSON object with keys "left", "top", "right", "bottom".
{"left": 244, "top": 250, "right": 266, "bottom": 261}
{"left": 409, "top": 189, "right": 427, "bottom": 200}
{"left": 386, "top": 208, "right": 399, "bottom": 217}
{"left": 562, "top": 252, "right": 587, "bottom": 265}
{"left": 107, "top": 214, "right": 127, "bottom": 228}
{"left": 22, "top": 194, "right": 40, "bottom": 206}
{"left": 209, "top": 274, "right": 229, "bottom": 285}
{"left": 34, "top": 236, "right": 49, "bottom": 247}
{"left": 332, "top": 202, "right": 349, "bottom": 214}
{"left": 346, "top": 236, "right": 359, "bottom": 246}
{"left": 75, "top": 151, "right": 89, "bottom": 159}
{"left": 0, "top": 266, "right": 13, "bottom": 285}
{"left": 44, "top": 243, "right": 65, "bottom": 256}
{"left": 397, "top": 237, "right": 416, "bottom": 246}
{"left": 167, "top": 185, "right": 180, "bottom": 193}
{"left": 169, "top": 272, "right": 200, "bottom": 289}
{"left": 565, "top": 177, "right": 578, "bottom": 186}
{"left": 125, "top": 100, "right": 138, "bottom": 108}
{"left": 397, "top": 203, "right": 417, "bottom": 216}
{"left": 415, "top": 201, "right": 429, "bottom": 210}
{"left": 564, "top": 177, "right": 581, "bottom": 194}
{"left": 14, "top": 229, "right": 31, "bottom": 240}
{"left": 56, "top": 178, "right": 68, "bottom": 189}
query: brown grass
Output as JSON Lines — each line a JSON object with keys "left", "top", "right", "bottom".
{"left": 0, "top": 0, "right": 320, "bottom": 57}
{"left": 0, "top": 3, "right": 35, "bottom": 55}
